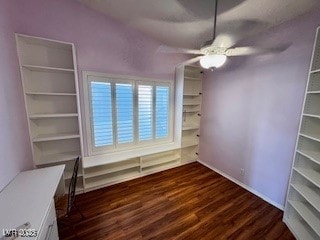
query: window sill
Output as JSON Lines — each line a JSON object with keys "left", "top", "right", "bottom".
{"left": 83, "top": 141, "right": 181, "bottom": 168}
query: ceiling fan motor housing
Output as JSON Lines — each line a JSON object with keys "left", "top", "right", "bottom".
{"left": 200, "top": 45, "right": 227, "bottom": 55}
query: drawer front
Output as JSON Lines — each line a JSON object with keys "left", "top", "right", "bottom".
{"left": 38, "top": 200, "right": 59, "bottom": 240}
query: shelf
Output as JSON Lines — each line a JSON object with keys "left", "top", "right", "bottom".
{"left": 296, "top": 150, "right": 320, "bottom": 166}
{"left": 303, "top": 114, "right": 320, "bottom": 120}
{"left": 22, "top": 64, "right": 74, "bottom": 73}
{"left": 142, "top": 161, "right": 180, "bottom": 175}
{"left": 294, "top": 167, "right": 320, "bottom": 188}
{"left": 310, "top": 69, "right": 320, "bottom": 74}
{"left": 183, "top": 103, "right": 201, "bottom": 106}
{"left": 184, "top": 76, "right": 201, "bottom": 81}
{"left": 25, "top": 92, "right": 76, "bottom": 96}
{"left": 85, "top": 162, "right": 140, "bottom": 178}
{"left": 288, "top": 200, "right": 320, "bottom": 236}
{"left": 307, "top": 91, "right": 320, "bottom": 94}
{"left": 285, "top": 217, "right": 317, "bottom": 240}
{"left": 182, "top": 139, "right": 199, "bottom": 148}
{"left": 85, "top": 171, "right": 140, "bottom": 189}
{"left": 181, "top": 155, "right": 198, "bottom": 163}
{"left": 183, "top": 110, "right": 200, "bottom": 114}
{"left": 17, "top": 34, "right": 73, "bottom": 50}
{"left": 64, "top": 171, "right": 83, "bottom": 180}
{"left": 299, "top": 133, "right": 320, "bottom": 143}
{"left": 183, "top": 93, "right": 200, "bottom": 97}
{"left": 33, "top": 133, "right": 80, "bottom": 142}
{"left": 182, "top": 124, "right": 199, "bottom": 131}
{"left": 141, "top": 155, "right": 180, "bottom": 168}
{"left": 29, "top": 113, "right": 78, "bottom": 119}
{"left": 291, "top": 184, "right": 320, "bottom": 213}
{"left": 35, "top": 151, "right": 80, "bottom": 166}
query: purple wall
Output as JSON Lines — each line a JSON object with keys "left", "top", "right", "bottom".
{"left": 199, "top": 10, "right": 320, "bottom": 207}
{"left": 11, "top": 0, "right": 185, "bottom": 80}
{"left": 10, "top": 0, "right": 186, "bottom": 155}
{"left": 0, "top": 0, "right": 186, "bottom": 189}
{"left": 0, "top": 2, "right": 33, "bottom": 191}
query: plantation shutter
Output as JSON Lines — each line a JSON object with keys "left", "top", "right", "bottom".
{"left": 155, "top": 85, "right": 169, "bottom": 139}
{"left": 138, "top": 84, "right": 153, "bottom": 141}
{"left": 115, "top": 83, "right": 134, "bottom": 144}
{"left": 90, "top": 81, "right": 114, "bottom": 147}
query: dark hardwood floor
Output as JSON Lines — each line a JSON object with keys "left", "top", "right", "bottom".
{"left": 58, "top": 162, "right": 294, "bottom": 240}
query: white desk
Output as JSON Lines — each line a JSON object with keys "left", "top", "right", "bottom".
{"left": 0, "top": 165, "right": 65, "bottom": 240}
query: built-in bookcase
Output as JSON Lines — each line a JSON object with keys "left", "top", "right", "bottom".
{"left": 284, "top": 27, "right": 320, "bottom": 240}
{"left": 16, "top": 34, "right": 84, "bottom": 193}
{"left": 181, "top": 66, "right": 202, "bottom": 163}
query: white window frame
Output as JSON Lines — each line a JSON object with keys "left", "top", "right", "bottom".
{"left": 83, "top": 71, "right": 174, "bottom": 157}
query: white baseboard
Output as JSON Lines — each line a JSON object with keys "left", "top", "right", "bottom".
{"left": 197, "top": 159, "right": 284, "bottom": 211}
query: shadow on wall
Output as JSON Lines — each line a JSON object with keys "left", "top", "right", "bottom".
{"left": 199, "top": 8, "right": 319, "bottom": 206}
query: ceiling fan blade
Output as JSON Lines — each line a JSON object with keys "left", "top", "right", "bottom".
{"left": 158, "top": 45, "right": 202, "bottom": 55}
{"left": 226, "top": 44, "right": 291, "bottom": 57}
{"left": 180, "top": 56, "right": 202, "bottom": 66}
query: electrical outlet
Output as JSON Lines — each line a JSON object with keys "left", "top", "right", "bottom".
{"left": 240, "top": 168, "right": 245, "bottom": 176}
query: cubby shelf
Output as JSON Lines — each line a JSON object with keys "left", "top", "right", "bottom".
{"left": 288, "top": 200, "right": 320, "bottom": 236}
{"left": 182, "top": 124, "right": 199, "bottom": 131}
{"left": 303, "top": 113, "right": 320, "bottom": 120}
{"left": 25, "top": 92, "right": 77, "bottom": 96}
{"left": 35, "top": 151, "right": 80, "bottom": 166}
{"left": 307, "top": 91, "right": 320, "bottom": 94}
{"left": 85, "top": 162, "right": 140, "bottom": 178}
{"left": 84, "top": 170, "right": 140, "bottom": 190}
{"left": 291, "top": 184, "right": 320, "bottom": 213}
{"left": 310, "top": 68, "right": 320, "bottom": 74}
{"left": 183, "top": 110, "right": 200, "bottom": 114}
{"left": 294, "top": 167, "right": 320, "bottom": 188}
{"left": 181, "top": 155, "right": 198, "bottom": 163}
{"left": 142, "top": 161, "right": 180, "bottom": 174}
{"left": 183, "top": 103, "right": 201, "bottom": 106}
{"left": 182, "top": 138, "right": 199, "bottom": 148}
{"left": 284, "top": 217, "right": 317, "bottom": 240}
{"left": 22, "top": 64, "right": 74, "bottom": 73}
{"left": 299, "top": 133, "right": 320, "bottom": 143}
{"left": 296, "top": 150, "right": 320, "bottom": 166}
{"left": 141, "top": 155, "right": 180, "bottom": 168}
{"left": 32, "top": 133, "right": 80, "bottom": 142}
{"left": 29, "top": 113, "right": 78, "bottom": 119}
{"left": 184, "top": 76, "right": 201, "bottom": 81}
{"left": 183, "top": 93, "right": 200, "bottom": 97}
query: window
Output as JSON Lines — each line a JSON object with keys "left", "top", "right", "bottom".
{"left": 84, "top": 73, "right": 173, "bottom": 155}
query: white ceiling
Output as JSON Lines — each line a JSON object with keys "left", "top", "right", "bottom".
{"left": 79, "top": 0, "right": 320, "bottom": 49}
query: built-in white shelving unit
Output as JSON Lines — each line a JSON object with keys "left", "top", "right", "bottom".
{"left": 181, "top": 66, "right": 202, "bottom": 164}
{"left": 83, "top": 149, "right": 182, "bottom": 192}
{"left": 16, "top": 34, "right": 84, "bottom": 193}
{"left": 284, "top": 27, "right": 320, "bottom": 240}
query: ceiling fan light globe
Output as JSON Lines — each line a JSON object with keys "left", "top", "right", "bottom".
{"left": 200, "top": 55, "right": 227, "bottom": 69}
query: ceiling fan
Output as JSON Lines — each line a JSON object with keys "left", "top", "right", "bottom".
{"left": 163, "top": 0, "right": 289, "bottom": 69}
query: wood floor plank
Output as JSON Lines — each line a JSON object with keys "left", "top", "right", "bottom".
{"left": 58, "top": 162, "right": 294, "bottom": 240}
